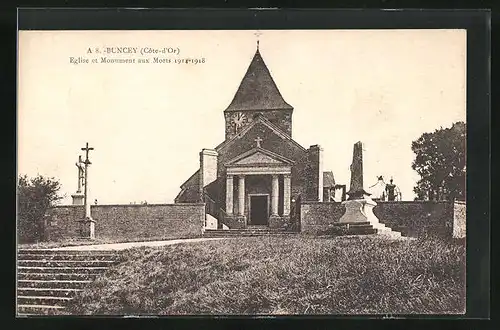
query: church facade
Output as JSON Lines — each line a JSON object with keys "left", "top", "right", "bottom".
{"left": 175, "top": 46, "right": 336, "bottom": 230}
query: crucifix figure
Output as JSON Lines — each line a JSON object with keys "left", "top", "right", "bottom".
{"left": 254, "top": 136, "right": 263, "bottom": 148}
{"left": 75, "top": 155, "right": 85, "bottom": 193}
{"left": 81, "top": 142, "right": 94, "bottom": 219}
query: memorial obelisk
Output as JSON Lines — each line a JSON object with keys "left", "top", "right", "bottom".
{"left": 339, "top": 141, "right": 380, "bottom": 223}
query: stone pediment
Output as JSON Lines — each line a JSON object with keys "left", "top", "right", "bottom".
{"left": 226, "top": 147, "right": 294, "bottom": 167}
{"left": 234, "top": 151, "right": 284, "bottom": 165}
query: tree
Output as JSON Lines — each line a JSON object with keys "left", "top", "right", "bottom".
{"left": 17, "top": 174, "right": 63, "bottom": 243}
{"left": 411, "top": 121, "right": 466, "bottom": 201}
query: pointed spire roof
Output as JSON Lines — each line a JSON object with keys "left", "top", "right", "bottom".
{"left": 224, "top": 48, "right": 293, "bottom": 112}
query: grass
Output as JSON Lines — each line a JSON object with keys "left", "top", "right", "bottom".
{"left": 63, "top": 235, "right": 465, "bottom": 315}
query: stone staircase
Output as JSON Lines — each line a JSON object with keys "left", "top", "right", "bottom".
{"left": 204, "top": 226, "right": 298, "bottom": 238}
{"left": 332, "top": 220, "right": 402, "bottom": 238}
{"left": 17, "top": 249, "right": 123, "bottom": 316}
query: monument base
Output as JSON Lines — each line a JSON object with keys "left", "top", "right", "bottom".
{"left": 71, "top": 193, "right": 84, "bottom": 205}
{"left": 339, "top": 195, "right": 379, "bottom": 223}
{"left": 77, "top": 218, "right": 96, "bottom": 239}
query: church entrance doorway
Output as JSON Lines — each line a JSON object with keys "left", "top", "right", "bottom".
{"left": 249, "top": 194, "right": 269, "bottom": 226}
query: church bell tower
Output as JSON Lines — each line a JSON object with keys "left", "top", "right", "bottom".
{"left": 223, "top": 44, "right": 294, "bottom": 141}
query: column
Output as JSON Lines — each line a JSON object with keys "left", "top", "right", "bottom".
{"left": 283, "top": 174, "right": 291, "bottom": 216}
{"left": 226, "top": 175, "right": 234, "bottom": 215}
{"left": 271, "top": 174, "right": 279, "bottom": 216}
{"left": 238, "top": 175, "right": 245, "bottom": 216}
{"left": 84, "top": 166, "right": 91, "bottom": 219}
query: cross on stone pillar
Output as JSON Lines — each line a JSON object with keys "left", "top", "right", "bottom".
{"left": 81, "top": 142, "right": 94, "bottom": 220}
{"left": 254, "top": 136, "right": 263, "bottom": 148}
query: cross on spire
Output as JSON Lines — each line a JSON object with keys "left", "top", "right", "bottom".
{"left": 254, "top": 136, "right": 263, "bottom": 148}
{"left": 254, "top": 30, "right": 263, "bottom": 50}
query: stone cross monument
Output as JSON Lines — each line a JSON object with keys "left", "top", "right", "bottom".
{"left": 77, "top": 142, "right": 96, "bottom": 239}
{"left": 339, "top": 141, "right": 381, "bottom": 224}
{"left": 71, "top": 155, "right": 85, "bottom": 205}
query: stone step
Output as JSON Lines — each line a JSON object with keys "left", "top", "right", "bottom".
{"left": 18, "top": 266, "right": 109, "bottom": 274}
{"left": 346, "top": 225, "right": 374, "bottom": 230}
{"left": 205, "top": 228, "right": 288, "bottom": 232}
{"left": 17, "top": 304, "right": 65, "bottom": 315}
{"left": 16, "top": 249, "right": 122, "bottom": 316}
{"left": 204, "top": 230, "right": 294, "bottom": 234}
{"left": 18, "top": 253, "right": 121, "bottom": 261}
{"left": 18, "top": 287, "right": 83, "bottom": 298}
{"left": 332, "top": 221, "right": 371, "bottom": 227}
{"left": 332, "top": 221, "right": 402, "bottom": 238}
{"left": 18, "top": 272, "right": 102, "bottom": 281}
{"left": 17, "top": 295, "right": 72, "bottom": 306}
{"left": 203, "top": 231, "right": 297, "bottom": 237}
{"left": 18, "top": 259, "right": 118, "bottom": 267}
{"left": 378, "top": 229, "right": 402, "bottom": 238}
{"left": 245, "top": 226, "right": 284, "bottom": 231}
{"left": 18, "top": 279, "right": 93, "bottom": 289}
{"left": 374, "top": 227, "right": 392, "bottom": 234}
{"left": 346, "top": 227, "right": 378, "bottom": 235}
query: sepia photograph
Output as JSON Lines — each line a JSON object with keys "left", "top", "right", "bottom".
{"left": 17, "top": 25, "right": 469, "bottom": 316}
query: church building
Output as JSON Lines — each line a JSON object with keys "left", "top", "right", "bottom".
{"left": 175, "top": 45, "right": 337, "bottom": 230}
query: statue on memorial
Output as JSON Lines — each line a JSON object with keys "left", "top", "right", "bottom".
{"left": 368, "top": 175, "right": 387, "bottom": 201}
{"left": 385, "top": 178, "right": 402, "bottom": 201}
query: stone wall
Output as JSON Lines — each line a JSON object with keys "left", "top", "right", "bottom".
{"left": 305, "top": 145, "right": 323, "bottom": 202}
{"left": 373, "top": 201, "right": 454, "bottom": 237}
{"left": 453, "top": 201, "right": 466, "bottom": 238}
{"left": 300, "top": 201, "right": 457, "bottom": 237}
{"left": 299, "top": 202, "right": 345, "bottom": 234}
{"left": 45, "top": 203, "right": 205, "bottom": 242}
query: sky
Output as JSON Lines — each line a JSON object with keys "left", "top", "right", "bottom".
{"left": 18, "top": 30, "right": 466, "bottom": 204}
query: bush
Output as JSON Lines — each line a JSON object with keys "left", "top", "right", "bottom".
{"left": 17, "top": 174, "right": 62, "bottom": 243}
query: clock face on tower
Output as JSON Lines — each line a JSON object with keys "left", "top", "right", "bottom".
{"left": 232, "top": 112, "right": 247, "bottom": 133}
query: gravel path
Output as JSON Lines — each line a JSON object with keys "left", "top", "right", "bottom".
{"left": 49, "top": 237, "right": 227, "bottom": 251}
